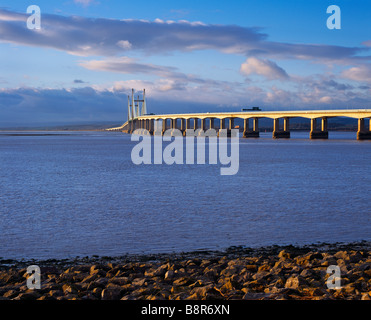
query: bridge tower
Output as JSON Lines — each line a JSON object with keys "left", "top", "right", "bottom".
{"left": 127, "top": 88, "right": 148, "bottom": 133}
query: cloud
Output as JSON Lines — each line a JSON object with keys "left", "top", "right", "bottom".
{"left": 116, "top": 40, "right": 132, "bottom": 50}
{"left": 74, "top": 0, "right": 96, "bottom": 7}
{"left": 1, "top": 76, "right": 371, "bottom": 127}
{"left": 74, "top": 79, "right": 87, "bottom": 84}
{"left": 240, "top": 57, "right": 289, "bottom": 80}
{"left": 341, "top": 65, "right": 371, "bottom": 82}
{"left": 0, "top": 8, "right": 369, "bottom": 62}
{"left": 80, "top": 57, "right": 178, "bottom": 77}
{"left": 79, "top": 56, "right": 228, "bottom": 90}
{"left": 0, "top": 86, "right": 126, "bottom": 125}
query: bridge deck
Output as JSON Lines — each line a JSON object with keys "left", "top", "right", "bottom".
{"left": 135, "top": 109, "right": 371, "bottom": 120}
{"left": 107, "top": 109, "right": 371, "bottom": 140}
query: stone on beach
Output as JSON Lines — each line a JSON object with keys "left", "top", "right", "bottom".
{"left": 0, "top": 243, "right": 370, "bottom": 300}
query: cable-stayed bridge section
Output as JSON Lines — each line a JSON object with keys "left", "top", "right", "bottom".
{"left": 107, "top": 89, "right": 371, "bottom": 140}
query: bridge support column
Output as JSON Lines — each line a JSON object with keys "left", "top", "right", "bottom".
{"left": 218, "top": 119, "right": 225, "bottom": 137}
{"left": 243, "top": 118, "right": 259, "bottom": 138}
{"left": 127, "top": 120, "right": 133, "bottom": 133}
{"left": 184, "top": 118, "right": 191, "bottom": 136}
{"left": 220, "top": 119, "right": 225, "bottom": 130}
{"left": 142, "top": 120, "right": 148, "bottom": 135}
{"left": 218, "top": 118, "right": 234, "bottom": 137}
{"left": 196, "top": 118, "right": 205, "bottom": 136}
{"left": 273, "top": 117, "right": 290, "bottom": 139}
{"left": 201, "top": 118, "right": 206, "bottom": 129}
{"left": 310, "top": 117, "right": 328, "bottom": 139}
{"left": 357, "top": 118, "right": 371, "bottom": 140}
{"left": 162, "top": 118, "right": 168, "bottom": 135}
{"left": 179, "top": 118, "right": 185, "bottom": 135}
{"left": 170, "top": 118, "right": 178, "bottom": 135}
{"left": 209, "top": 118, "right": 215, "bottom": 130}
{"left": 229, "top": 118, "right": 234, "bottom": 130}
{"left": 148, "top": 119, "right": 154, "bottom": 135}
{"left": 193, "top": 118, "right": 199, "bottom": 130}
{"left": 153, "top": 120, "right": 160, "bottom": 135}
{"left": 137, "top": 120, "right": 142, "bottom": 134}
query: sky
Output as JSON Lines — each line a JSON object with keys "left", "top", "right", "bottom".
{"left": 0, "top": 0, "right": 370, "bottom": 126}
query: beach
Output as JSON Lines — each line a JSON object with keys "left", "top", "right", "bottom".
{"left": 1, "top": 242, "right": 370, "bottom": 301}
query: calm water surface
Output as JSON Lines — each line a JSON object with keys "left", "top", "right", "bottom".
{"left": 0, "top": 131, "right": 370, "bottom": 259}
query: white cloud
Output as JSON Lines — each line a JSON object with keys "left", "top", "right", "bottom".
{"left": 74, "top": 0, "right": 95, "bottom": 6}
{"left": 240, "top": 57, "right": 289, "bottom": 80}
{"left": 319, "top": 96, "right": 333, "bottom": 103}
{"left": 341, "top": 66, "right": 371, "bottom": 82}
{"left": 1, "top": 8, "right": 367, "bottom": 62}
{"left": 116, "top": 40, "right": 132, "bottom": 50}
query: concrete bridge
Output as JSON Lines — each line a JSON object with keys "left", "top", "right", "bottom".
{"left": 107, "top": 89, "right": 371, "bottom": 140}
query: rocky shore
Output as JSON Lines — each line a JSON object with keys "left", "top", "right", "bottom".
{"left": 0, "top": 242, "right": 370, "bottom": 300}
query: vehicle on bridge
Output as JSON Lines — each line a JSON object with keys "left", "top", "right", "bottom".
{"left": 241, "top": 107, "right": 261, "bottom": 111}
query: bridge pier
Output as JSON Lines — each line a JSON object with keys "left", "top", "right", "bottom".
{"left": 169, "top": 118, "right": 177, "bottom": 135}
{"left": 183, "top": 118, "right": 192, "bottom": 136}
{"left": 357, "top": 118, "right": 371, "bottom": 140}
{"left": 198, "top": 118, "right": 206, "bottom": 135}
{"left": 209, "top": 118, "right": 215, "bottom": 131}
{"left": 179, "top": 118, "right": 185, "bottom": 135}
{"left": 273, "top": 117, "right": 290, "bottom": 139}
{"left": 147, "top": 119, "right": 154, "bottom": 135}
{"left": 243, "top": 118, "right": 259, "bottom": 138}
{"left": 310, "top": 117, "right": 328, "bottom": 139}
{"left": 192, "top": 118, "right": 199, "bottom": 131}
{"left": 142, "top": 119, "right": 150, "bottom": 135}
{"left": 162, "top": 118, "right": 169, "bottom": 135}
{"left": 127, "top": 120, "right": 133, "bottom": 133}
{"left": 217, "top": 118, "right": 235, "bottom": 137}
{"left": 137, "top": 119, "right": 143, "bottom": 134}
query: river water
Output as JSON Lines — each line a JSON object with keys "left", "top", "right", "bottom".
{"left": 0, "top": 131, "right": 370, "bottom": 259}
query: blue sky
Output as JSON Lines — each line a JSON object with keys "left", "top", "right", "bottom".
{"left": 0, "top": 0, "right": 370, "bottom": 126}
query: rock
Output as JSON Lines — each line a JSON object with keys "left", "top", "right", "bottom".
{"left": 62, "top": 284, "right": 77, "bottom": 294}
{"left": 243, "top": 292, "right": 267, "bottom": 300}
{"left": 91, "top": 287, "right": 103, "bottom": 298}
{"left": 3, "top": 290, "right": 19, "bottom": 299}
{"left": 300, "top": 269, "right": 314, "bottom": 278}
{"left": 101, "top": 287, "right": 122, "bottom": 300}
{"left": 334, "top": 251, "right": 349, "bottom": 260}
{"left": 48, "top": 290, "right": 64, "bottom": 298}
{"left": 90, "top": 265, "right": 105, "bottom": 276}
{"left": 219, "top": 280, "right": 233, "bottom": 293}
{"left": 252, "top": 271, "right": 269, "bottom": 282}
{"left": 109, "top": 277, "right": 129, "bottom": 286}
{"left": 173, "top": 277, "right": 192, "bottom": 286}
{"left": 244, "top": 265, "right": 257, "bottom": 272}
{"left": 278, "top": 250, "right": 291, "bottom": 259}
{"left": 153, "top": 264, "right": 168, "bottom": 277}
{"left": 132, "top": 278, "right": 146, "bottom": 287}
{"left": 164, "top": 270, "right": 175, "bottom": 281}
{"left": 120, "top": 295, "right": 136, "bottom": 300}
{"left": 81, "top": 273, "right": 99, "bottom": 283}
{"left": 285, "top": 276, "right": 307, "bottom": 290}
{"left": 14, "top": 291, "right": 41, "bottom": 300}
{"left": 307, "top": 252, "right": 323, "bottom": 261}
{"left": 361, "top": 293, "right": 371, "bottom": 300}
{"left": 258, "top": 264, "right": 271, "bottom": 272}
{"left": 189, "top": 284, "right": 215, "bottom": 299}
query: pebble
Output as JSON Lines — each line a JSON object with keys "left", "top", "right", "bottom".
{"left": 1, "top": 244, "right": 370, "bottom": 300}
